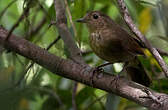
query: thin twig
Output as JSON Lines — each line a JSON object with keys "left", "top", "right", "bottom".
{"left": 25, "top": 0, "right": 51, "bottom": 40}
{"left": 15, "top": 61, "right": 34, "bottom": 86}
{"left": 6, "top": 1, "right": 31, "bottom": 40}
{"left": 26, "top": 15, "right": 47, "bottom": 40}
{"left": 72, "top": 82, "right": 78, "bottom": 110}
{"left": 46, "top": 36, "right": 61, "bottom": 50}
{"left": 34, "top": 26, "right": 49, "bottom": 43}
{"left": 0, "top": 0, "right": 17, "bottom": 20}
{"left": 117, "top": 0, "right": 168, "bottom": 77}
{"left": 37, "top": 1, "right": 51, "bottom": 19}
{"left": 64, "top": 0, "right": 77, "bottom": 38}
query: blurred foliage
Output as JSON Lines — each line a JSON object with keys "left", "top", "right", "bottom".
{"left": 0, "top": 0, "right": 168, "bottom": 110}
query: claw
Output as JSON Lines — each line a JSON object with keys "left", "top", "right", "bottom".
{"left": 90, "top": 62, "right": 112, "bottom": 86}
{"left": 93, "top": 66, "right": 104, "bottom": 73}
{"left": 90, "top": 66, "right": 104, "bottom": 86}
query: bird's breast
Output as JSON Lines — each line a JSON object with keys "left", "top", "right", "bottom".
{"left": 89, "top": 31, "right": 113, "bottom": 61}
{"left": 89, "top": 31, "right": 135, "bottom": 63}
{"left": 90, "top": 31, "right": 104, "bottom": 50}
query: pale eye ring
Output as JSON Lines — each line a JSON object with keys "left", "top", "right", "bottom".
{"left": 93, "top": 14, "right": 99, "bottom": 19}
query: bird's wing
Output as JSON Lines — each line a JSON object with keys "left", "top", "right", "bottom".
{"left": 111, "top": 24, "right": 145, "bottom": 55}
{"left": 124, "top": 35, "right": 145, "bottom": 55}
{"left": 103, "top": 17, "right": 145, "bottom": 55}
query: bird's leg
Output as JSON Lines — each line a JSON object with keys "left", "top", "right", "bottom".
{"left": 111, "top": 63, "right": 127, "bottom": 89}
{"left": 90, "top": 62, "right": 112, "bottom": 86}
{"left": 94, "top": 62, "right": 112, "bottom": 73}
{"left": 118, "top": 62, "right": 128, "bottom": 75}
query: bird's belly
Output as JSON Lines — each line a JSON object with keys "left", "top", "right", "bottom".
{"left": 93, "top": 48, "right": 133, "bottom": 63}
{"left": 90, "top": 38, "right": 134, "bottom": 63}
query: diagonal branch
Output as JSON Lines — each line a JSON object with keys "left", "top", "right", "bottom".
{"left": 64, "top": 0, "right": 77, "bottom": 38}
{"left": 0, "top": 26, "right": 168, "bottom": 110}
{"left": 54, "top": 0, "right": 85, "bottom": 65}
{"left": 117, "top": 0, "right": 168, "bottom": 77}
{"left": 157, "top": 48, "right": 168, "bottom": 57}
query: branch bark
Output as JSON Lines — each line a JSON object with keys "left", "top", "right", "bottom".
{"left": 54, "top": 0, "right": 85, "bottom": 65}
{"left": 157, "top": 48, "right": 168, "bottom": 57}
{"left": 117, "top": 0, "right": 168, "bottom": 77}
{"left": 0, "top": 26, "right": 168, "bottom": 110}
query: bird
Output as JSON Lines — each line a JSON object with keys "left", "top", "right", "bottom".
{"left": 76, "top": 11, "right": 151, "bottom": 86}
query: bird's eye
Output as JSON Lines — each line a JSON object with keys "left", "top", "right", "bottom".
{"left": 93, "top": 14, "right": 99, "bottom": 19}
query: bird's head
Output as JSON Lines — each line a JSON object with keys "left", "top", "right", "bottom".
{"left": 76, "top": 11, "right": 111, "bottom": 32}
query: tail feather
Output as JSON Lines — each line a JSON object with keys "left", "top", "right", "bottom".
{"left": 125, "top": 57, "right": 151, "bottom": 87}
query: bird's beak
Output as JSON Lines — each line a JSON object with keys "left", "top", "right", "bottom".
{"left": 76, "top": 18, "right": 86, "bottom": 23}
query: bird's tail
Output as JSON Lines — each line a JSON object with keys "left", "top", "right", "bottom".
{"left": 125, "top": 57, "right": 151, "bottom": 87}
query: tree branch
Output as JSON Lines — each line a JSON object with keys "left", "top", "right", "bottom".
{"left": 54, "top": 0, "right": 85, "bottom": 65}
{"left": 0, "top": 26, "right": 168, "bottom": 110}
{"left": 157, "top": 48, "right": 168, "bottom": 57}
{"left": 117, "top": 0, "right": 168, "bottom": 77}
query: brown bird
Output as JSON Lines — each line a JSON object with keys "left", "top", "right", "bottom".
{"left": 76, "top": 11, "right": 151, "bottom": 86}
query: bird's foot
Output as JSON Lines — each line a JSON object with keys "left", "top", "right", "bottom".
{"left": 93, "top": 65, "right": 104, "bottom": 73}
{"left": 90, "top": 66, "right": 104, "bottom": 86}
